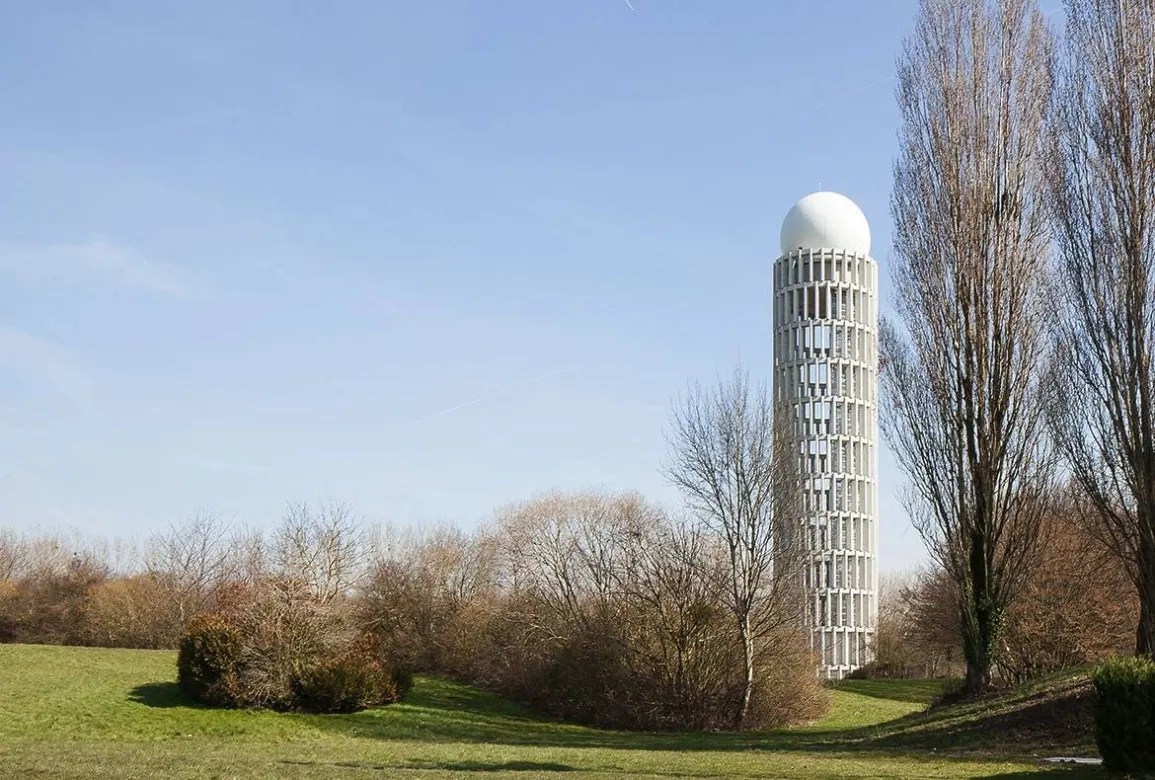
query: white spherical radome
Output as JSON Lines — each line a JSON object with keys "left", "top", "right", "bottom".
{"left": 779, "top": 191, "right": 871, "bottom": 257}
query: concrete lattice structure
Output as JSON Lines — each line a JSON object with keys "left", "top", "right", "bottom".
{"left": 773, "top": 192, "right": 879, "bottom": 679}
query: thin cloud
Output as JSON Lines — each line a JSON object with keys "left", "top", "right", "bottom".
{"left": 405, "top": 366, "right": 578, "bottom": 428}
{"left": 0, "top": 326, "right": 93, "bottom": 410}
{"left": 0, "top": 236, "right": 204, "bottom": 298}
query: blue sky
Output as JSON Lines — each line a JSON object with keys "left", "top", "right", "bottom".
{"left": 0, "top": 0, "right": 930, "bottom": 570}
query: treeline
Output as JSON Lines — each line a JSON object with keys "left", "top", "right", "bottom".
{"left": 5, "top": 486, "right": 1132, "bottom": 709}
{"left": 0, "top": 492, "right": 824, "bottom": 731}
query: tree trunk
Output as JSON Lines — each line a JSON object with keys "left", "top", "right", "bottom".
{"left": 961, "top": 523, "right": 998, "bottom": 696}
{"left": 737, "top": 616, "right": 754, "bottom": 728}
{"left": 961, "top": 584, "right": 998, "bottom": 696}
{"left": 964, "top": 662, "right": 992, "bottom": 696}
{"left": 962, "top": 621, "right": 996, "bottom": 696}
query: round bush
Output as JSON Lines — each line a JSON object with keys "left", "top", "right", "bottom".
{"left": 291, "top": 652, "right": 405, "bottom": 714}
{"left": 1092, "top": 654, "right": 1155, "bottom": 775}
{"left": 177, "top": 613, "right": 243, "bottom": 707}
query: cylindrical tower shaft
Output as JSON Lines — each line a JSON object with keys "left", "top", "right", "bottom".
{"left": 773, "top": 245, "right": 879, "bottom": 680}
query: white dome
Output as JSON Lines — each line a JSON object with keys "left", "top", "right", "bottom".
{"left": 780, "top": 191, "right": 871, "bottom": 256}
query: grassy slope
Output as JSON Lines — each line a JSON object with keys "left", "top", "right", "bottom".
{"left": 0, "top": 644, "right": 1098, "bottom": 780}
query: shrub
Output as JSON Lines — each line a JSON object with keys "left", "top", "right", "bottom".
{"left": 176, "top": 608, "right": 406, "bottom": 714}
{"left": 525, "top": 634, "right": 637, "bottom": 729}
{"left": 0, "top": 579, "right": 17, "bottom": 642}
{"left": 747, "top": 631, "right": 829, "bottom": 729}
{"left": 291, "top": 652, "right": 405, "bottom": 714}
{"left": 177, "top": 614, "right": 244, "bottom": 707}
{"left": 1092, "top": 654, "right": 1155, "bottom": 775}
{"left": 2, "top": 555, "right": 109, "bottom": 646}
{"left": 83, "top": 574, "right": 182, "bottom": 649}
{"left": 220, "top": 579, "right": 362, "bottom": 710}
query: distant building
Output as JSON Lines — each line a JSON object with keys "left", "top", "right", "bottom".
{"left": 774, "top": 192, "right": 879, "bottom": 679}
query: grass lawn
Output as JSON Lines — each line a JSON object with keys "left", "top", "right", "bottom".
{"left": 0, "top": 644, "right": 1100, "bottom": 779}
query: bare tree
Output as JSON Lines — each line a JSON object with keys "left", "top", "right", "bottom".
{"left": 362, "top": 522, "right": 502, "bottom": 672}
{"left": 1045, "top": 0, "right": 1155, "bottom": 658}
{"left": 499, "top": 491, "right": 645, "bottom": 641}
{"left": 145, "top": 513, "right": 234, "bottom": 626}
{"left": 665, "top": 367, "right": 804, "bottom": 727}
{"left": 0, "top": 530, "right": 22, "bottom": 582}
{"left": 881, "top": 0, "right": 1055, "bottom": 694}
{"left": 274, "top": 501, "right": 365, "bottom": 605}
{"left": 229, "top": 526, "right": 268, "bottom": 587}
{"left": 896, "top": 569, "right": 965, "bottom": 678}
{"left": 623, "top": 518, "right": 725, "bottom": 702}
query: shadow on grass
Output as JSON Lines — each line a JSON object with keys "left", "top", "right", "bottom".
{"left": 414, "top": 761, "right": 575, "bottom": 772}
{"left": 282, "top": 759, "right": 575, "bottom": 773}
{"left": 862, "top": 676, "right": 1095, "bottom": 757}
{"left": 281, "top": 760, "right": 391, "bottom": 772}
{"left": 128, "top": 681, "right": 203, "bottom": 709}
{"left": 289, "top": 673, "right": 1097, "bottom": 764}
{"left": 288, "top": 677, "right": 769, "bottom": 753}
{"left": 974, "top": 770, "right": 1100, "bottom": 780}
{"left": 833, "top": 679, "right": 956, "bottom": 704}
{"left": 289, "top": 676, "right": 883, "bottom": 753}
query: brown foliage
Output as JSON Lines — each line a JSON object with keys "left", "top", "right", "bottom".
{"left": 1000, "top": 498, "right": 1138, "bottom": 683}
{"left": 748, "top": 628, "right": 830, "bottom": 727}
{"left": 0, "top": 579, "right": 17, "bottom": 642}
{"left": 0, "top": 553, "right": 108, "bottom": 645}
{"left": 359, "top": 525, "right": 499, "bottom": 673}
{"left": 213, "top": 505, "right": 366, "bottom": 710}
{"left": 291, "top": 648, "right": 407, "bottom": 714}
{"left": 83, "top": 573, "right": 183, "bottom": 649}
{"left": 221, "top": 579, "right": 355, "bottom": 709}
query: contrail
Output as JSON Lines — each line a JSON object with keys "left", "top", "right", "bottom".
{"left": 815, "top": 75, "right": 896, "bottom": 111}
{"left": 404, "top": 366, "right": 578, "bottom": 428}
{"left": 623, "top": 0, "right": 635, "bottom": 10}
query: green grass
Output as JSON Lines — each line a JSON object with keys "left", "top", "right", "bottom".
{"left": 0, "top": 644, "right": 1099, "bottom": 779}
{"left": 803, "top": 679, "right": 951, "bottom": 731}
